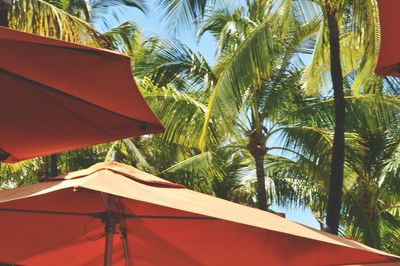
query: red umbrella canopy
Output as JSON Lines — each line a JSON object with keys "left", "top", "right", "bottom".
{"left": 375, "top": 0, "right": 400, "bottom": 76}
{"left": 0, "top": 162, "right": 398, "bottom": 265}
{"left": 0, "top": 27, "right": 163, "bottom": 162}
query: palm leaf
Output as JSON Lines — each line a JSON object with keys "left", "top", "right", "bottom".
{"left": 140, "top": 78, "right": 223, "bottom": 149}
{"left": 199, "top": 19, "right": 276, "bottom": 149}
{"left": 11, "top": 0, "right": 112, "bottom": 48}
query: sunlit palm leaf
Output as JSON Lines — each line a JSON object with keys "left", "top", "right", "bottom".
{"left": 89, "top": 0, "right": 147, "bottom": 30}
{"left": 199, "top": 19, "right": 276, "bottom": 149}
{"left": 158, "top": 0, "right": 212, "bottom": 33}
{"left": 138, "top": 39, "right": 216, "bottom": 93}
{"left": 140, "top": 78, "right": 223, "bottom": 149}
{"left": 104, "top": 139, "right": 154, "bottom": 172}
{"left": 103, "top": 20, "right": 139, "bottom": 55}
{"left": 11, "top": 0, "right": 112, "bottom": 48}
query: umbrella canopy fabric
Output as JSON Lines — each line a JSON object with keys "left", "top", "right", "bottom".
{"left": 0, "top": 27, "right": 163, "bottom": 163}
{"left": 0, "top": 162, "right": 398, "bottom": 265}
{"left": 375, "top": 0, "right": 400, "bottom": 76}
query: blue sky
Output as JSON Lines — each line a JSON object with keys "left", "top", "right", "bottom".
{"left": 96, "top": 2, "right": 321, "bottom": 229}
{"left": 94, "top": 1, "right": 217, "bottom": 63}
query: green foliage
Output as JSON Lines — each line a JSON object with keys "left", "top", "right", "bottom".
{"left": 11, "top": 0, "right": 111, "bottom": 47}
{"left": 158, "top": 0, "right": 211, "bottom": 33}
{"left": 139, "top": 78, "right": 223, "bottom": 149}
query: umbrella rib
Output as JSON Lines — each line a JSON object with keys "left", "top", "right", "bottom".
{"left": 0, "top": 207, "right": 92, "bottom": 217}
{"left": 117, "top": 206, "right": 131, "bottom": 266}
{"left": 125, "top": 215, "right": 219, "bottom": 220}
{"left": 0, "top": 208, "right": 219, "bottom": 220}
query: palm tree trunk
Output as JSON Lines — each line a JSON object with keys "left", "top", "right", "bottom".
{"left": 0, "top": 0, "right": 9, "bottom": 28}
{"left": 254, "top": 152, "right": 267, "bottom": 210}
{"left": 247, "top": 131, "right": 268, "bottom": 210}
{"left": 0, "top": 10, "right": 8, "bottom": 27}
{"left": 324, "top": 1, "right": 345, "bottom": 235}
{"left": 50, "top": 154, "right": 58, "bottom": 177}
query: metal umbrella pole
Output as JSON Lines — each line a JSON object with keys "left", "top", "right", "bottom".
{"left": 103, "top": 213, "right": 117, "bottom": 266}
{"left": 100, "top": 192, "right": 131, "bottom": 266}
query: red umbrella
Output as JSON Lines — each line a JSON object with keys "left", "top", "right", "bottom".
{"left": 0, "top": 162, "right": 397, "bottom": 265}
{"left": 0, "top": 27, "right": 163, "bottom": 163}
{"left": 375, "top": 0, "right": 400, "bottom": 76}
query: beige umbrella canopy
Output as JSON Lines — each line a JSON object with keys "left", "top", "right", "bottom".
{"left": 0, "top": 162, "right": 398, "bottom": 265}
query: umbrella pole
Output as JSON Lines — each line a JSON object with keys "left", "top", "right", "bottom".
{"left": 104, "top": 214, "right": 117, "bottom": 266}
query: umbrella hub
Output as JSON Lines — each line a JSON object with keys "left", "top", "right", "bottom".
{"left": 101, "top": 212, "right": 121, "bottom": 266}
{"left": 101, "top": 212, "right": 120, "bottom": 234}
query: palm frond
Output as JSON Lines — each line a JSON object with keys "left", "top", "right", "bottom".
{"left": 11, "top": 0, "right": 112, "bottom": 48}
{"left": 0, "top": 159, "right": 41, "bottom": 188}
{"left": 140, "top": 78, "right": 223, "bottom": 149}
{"left": 103, "top": 20, "right": 139, "bottom": 55}
{"left": 199, "top": 19, "right": 276, "bottom": 149}
{"left": 104, "top": 139, "right": 154, "bottom": 173}
{"left": 158, "top": 0, "right": 211, "bottom": 34}
{"left": 89, "top": 0, "right": 147, "bottom": 30}
{"left": 139, "top": 39, "right": 216, "bottom": 93}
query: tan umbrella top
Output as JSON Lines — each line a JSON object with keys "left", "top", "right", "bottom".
{"left": 0, "top": 162, "right": 397, "bottom": 265}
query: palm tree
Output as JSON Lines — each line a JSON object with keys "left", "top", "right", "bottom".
{"left": 321, "top": 0, "right": 346, "bottom": 235}
{"left": 127, "top": 35, "right": 316, "bottom": 209}
{"left": 8, "top": 0, "right": 146, "bottom": 46}
{"left": 280, "top": 89, "right": 400, "bottom": 252}
{"left": 157, "top": 1, "right": 333, "bottom": 216}
{"left": 0, "top": 0, "right": 11, "bottom": 27}
{"left": 9, "top": 0, "right": 107, "bottom": 47}
{"left": 152, "top": 2, "right": 330, "bottom": 212}
{"left": 50, "top": 0, "right": 146, "bottom": 28}
{"left": 284, "top": 0, "right": 382, "bottom": 235}
{"left": 159, "top": 0, "right": 383, "bottom": 235}
{"left": 193, "top": 1, "right": 320, "bottom": 210}
{"left": 337, "top": 95, "right": 400, "bottom": 252}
